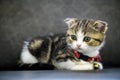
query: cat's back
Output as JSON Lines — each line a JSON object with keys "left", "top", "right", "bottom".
{"left": 20, "top": 33, "right": 66, "bottom": 64}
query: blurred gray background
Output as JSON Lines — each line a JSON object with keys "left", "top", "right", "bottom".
{"left": 0, "top": 0, "right": 120, "bottom": 69}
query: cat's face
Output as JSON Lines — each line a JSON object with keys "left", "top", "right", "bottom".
{"left": 65, "top": 18, "right": 108, "bottom": 53}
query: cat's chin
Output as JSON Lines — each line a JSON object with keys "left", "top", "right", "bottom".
{"left": 75, "top": 47, "right": 84, "bottom": 52}
{"left": 77, "top": 49, "right": 84, "bottom": 53}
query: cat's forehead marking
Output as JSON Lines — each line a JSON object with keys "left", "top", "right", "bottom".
{"left": 67, "top": 19, "right": 105, "bottom": 38}
{"left": 75, "top": 19, "right": 94, "bottom": 35}
{"left": 77, "top": 29, "right": 83, "bottom": 37}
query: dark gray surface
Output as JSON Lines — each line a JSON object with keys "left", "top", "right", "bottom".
{"left": 0, "top": 68, "right": 120, "bottom": 80}
{"left": 0, "top": 0, "right": 120, "bottom": 68}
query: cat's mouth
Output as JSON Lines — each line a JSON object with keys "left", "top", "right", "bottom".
{"left": 78, "top": 47, "right": 83, "bottom": 50}
{"left": 68, "top": 45, "right": 83, "bottom": 51}
{"left": 74, "top": 47, "right": 83, "bottom": 51}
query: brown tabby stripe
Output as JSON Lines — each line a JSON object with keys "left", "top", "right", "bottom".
{"left": 74, "top": 19, "right": 93, "bottom": 35}
{"left": 93, "top": 38, "right": 102, "bottom": 43}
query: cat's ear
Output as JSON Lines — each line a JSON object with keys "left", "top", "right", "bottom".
{"left": 93, "top": 20, "right": 108, "bottom": 34}
{"left": 64, "top": 18, "right": 78, "bottom": 28}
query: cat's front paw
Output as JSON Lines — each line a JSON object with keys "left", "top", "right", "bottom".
{"left": 93, "top": 62, "right": 103, "bottom": 70}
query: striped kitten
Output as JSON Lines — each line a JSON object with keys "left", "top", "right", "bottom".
{"left": 20, "top": 18, "right": 108, "bottom": 70}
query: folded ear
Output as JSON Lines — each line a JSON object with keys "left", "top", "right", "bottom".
{"left": 93, "top": 20, "right": 108, "bottom": 34}
{"left": 64, "top": 18, "right": 78, "bottom": 28}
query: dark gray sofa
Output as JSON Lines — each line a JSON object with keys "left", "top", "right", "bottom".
{"left": 0, "top": 0, "right": 120, "bottom": 79}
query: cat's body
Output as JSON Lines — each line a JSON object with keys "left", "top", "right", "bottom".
{"left": 20, "top": 18, "right": 108, "bottom": 70}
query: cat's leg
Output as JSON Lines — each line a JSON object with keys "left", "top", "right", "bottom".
{"left": 69, "top": 61, "right": 103, "bottom": 70}
{"left": 53, "top": 59, "right": 94, "bottom": 70}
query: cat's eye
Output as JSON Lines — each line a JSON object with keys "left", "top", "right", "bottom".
{"left": 83, "top": 36, "right": 91, "bottom": 42}
{"left": 71, "top": 35, "right": 77, "bottom": 40}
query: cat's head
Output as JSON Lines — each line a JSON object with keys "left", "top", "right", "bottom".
{"left": 64, "top": 18, "right": 108, "bottom": 54}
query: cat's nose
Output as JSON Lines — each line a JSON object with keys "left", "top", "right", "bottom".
{"left": 77, "top": 44, "right": 81, "bottom": 48}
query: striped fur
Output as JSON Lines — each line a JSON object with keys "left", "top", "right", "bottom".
{"left": 20, "top": 18, "right": 108, "bottom": 70}
{"left": 66, "top": 18, "right": 108, "bottom": 56}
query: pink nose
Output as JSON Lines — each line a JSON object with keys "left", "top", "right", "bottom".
{"left": 77, "top": 44, "right": 81, "bottom": 48}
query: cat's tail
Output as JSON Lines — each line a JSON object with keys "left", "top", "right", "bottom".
{"left": 20, "top": 41, "right": 38, "bottom": 64}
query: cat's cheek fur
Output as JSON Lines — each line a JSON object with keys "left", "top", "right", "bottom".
{"left": 68, "top": 42, "right": 77, "bottom": 50}
{"left": 81, "top": 43, "right": 87, "bottom": 49}
{"left": 72, "top": 42, "right": 78, "bottom": 49}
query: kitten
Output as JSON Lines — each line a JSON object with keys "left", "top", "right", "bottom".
{"left": 20, "top": 18, "right": 108, "bottom": 70}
